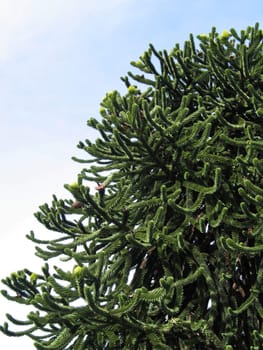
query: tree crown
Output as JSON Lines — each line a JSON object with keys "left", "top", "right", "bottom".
{"left": 1, "top": 23, "right": 263, "bottom": 350}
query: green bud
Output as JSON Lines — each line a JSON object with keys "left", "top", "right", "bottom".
{"left": 99, "top": 107, "right": 106, "bottom": 116}
{"left": 220, "top": 30, "right": 231, "bottom": 40}
{"left": 199, "top": 33, "right": 208, "bottom": 41}
{"left": 67, "top": 182, "right": 82, "bottom": 196}
{"left": 107, "top": 91, "right": 115, "bottom": 98}
{"left": 11, "top": 272, "right": 19, "bottom": 279}
{"left": 73, "top": 265, "right": 84, "bottom": 276}
{"left": 69, "top": 182, "right": 80, "bottom": 190}
{"left": 128, "top": 85, "right": 139, "bottom": 94}
{"left": 30, "top": 273, "right": 38, "bottom": 283}
{"left": 66, "top": 182, "right": 85, "bottom": 201}
{"left": 131, "top": 60, "right": 144, "bottom": 69}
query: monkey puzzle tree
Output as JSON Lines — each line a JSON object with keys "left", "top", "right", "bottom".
{"left": 1, "top": 23, "right": 263, "bottom": 349}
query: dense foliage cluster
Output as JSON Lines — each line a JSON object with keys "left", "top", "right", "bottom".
{"left": 1, "top": 24, "right": 263, "bottom": 349}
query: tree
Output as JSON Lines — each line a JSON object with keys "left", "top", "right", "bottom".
{"left": 1, "top": 23, "right": 263, "bottom": 350}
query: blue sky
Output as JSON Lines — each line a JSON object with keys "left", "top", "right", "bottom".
{"left": 0, "top": 0, "right": 262, "bottom": 348}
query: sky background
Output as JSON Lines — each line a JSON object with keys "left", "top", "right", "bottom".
{"left": 0, "top": 0, "right": 262, "bottom": 348}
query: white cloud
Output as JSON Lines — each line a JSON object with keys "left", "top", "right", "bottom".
{"left": 0, "top": 0, "right": 130, "bottom": 61}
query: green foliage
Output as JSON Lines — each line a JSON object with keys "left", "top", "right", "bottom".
{"left": 1, "top": 23, "right": 263, "bottom": 349}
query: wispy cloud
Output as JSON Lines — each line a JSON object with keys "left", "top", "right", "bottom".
{"left": 0, "top": 0, "right": 130, "bottom": 61}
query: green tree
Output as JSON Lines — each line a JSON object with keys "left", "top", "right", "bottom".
{"left": 1, "top": 23, "right": 263, "bottom": 349}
